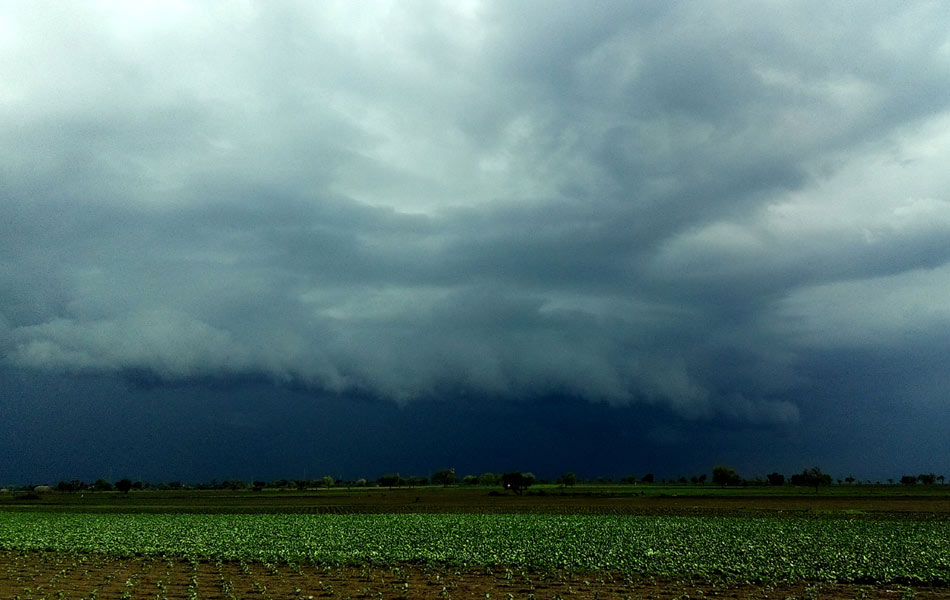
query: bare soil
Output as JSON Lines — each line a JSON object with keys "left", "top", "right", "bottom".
{"left": 5, "top": 487, "right": 950, "bottom": 519}
{"left": 2, "top": 552, "right": 950, "bottom": 600}
{"left": 4, "top": 489, "right": 950, "bottom": 598}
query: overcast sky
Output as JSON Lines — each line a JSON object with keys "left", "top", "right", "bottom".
{"left": 2, "top": 2, "right": 950, "bottom": 484}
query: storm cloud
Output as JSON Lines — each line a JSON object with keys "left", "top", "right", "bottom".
{"left": 2, "top": 2, "right": 950, "bottom": 481}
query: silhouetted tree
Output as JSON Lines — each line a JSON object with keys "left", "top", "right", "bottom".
{"left": 92, "top": 479, "right": 113, "bottom": 492}
{"left": 900, "top": 475, "right": 918, "bottom": 485}
{"left": 378, "top": 473, "right": 402, "bottom": 489}
{"left": 475, "top": 472, "right": 496, "bottom": 486}
{"left": 502, "top": 472, "right": 534, "bottom": 494}
{"left": 557, "top": 472, "right": 577, "bottom": 487}
{"left": 790, "top": 467, "right": 832, "bottom": 493}
{"left": 115, "top": 479, "right": 133, "bottom": 494}
{"left": 432, "top": 469, "right": 456, "bottom": 487}
{"left": 918, "top": 473, "right": 936, "bottom": 485}
{"left": 766, "top": 472, "right": 785, "bottom": 486}
{"left": 712, "top": 465, "right": 741, "bottom": 487}
{"left": 641, "top": 473, "right": 654, "bottom": 483}
{"left": 56, "top": 480, "right": 87, "bottom": 492}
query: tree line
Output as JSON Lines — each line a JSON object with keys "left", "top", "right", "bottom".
{"left": 17, "top": 470, "right": 539, "bottom": 495}
{"left": 710, "top": 466, "right": 947, "bottom": 491}
{"left": 8, "top": 467, "right": 947, "bottom": 495}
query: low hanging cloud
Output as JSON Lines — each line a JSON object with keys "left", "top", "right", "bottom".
{"left": 2, "top": 1, "right": 950, "bottom": 428}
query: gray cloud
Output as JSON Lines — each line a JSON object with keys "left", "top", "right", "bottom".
{"left": 3, "top": 0, "right": 950, "bottom": 436}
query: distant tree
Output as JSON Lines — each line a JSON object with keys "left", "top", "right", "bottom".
{"left": 463, "top": 475, "right": 479, "bottom": 485}
{"left": 92, "top": 478, "right": 113, "bottom": 492}
{"left": 432, "top": 468, "right": 457, "bottom": 487}
{"left": 132, "top": 481, "right": 145, "bottom": 490}
{"left": 766, "top": 472, "right": 785, "bottom": 486}
{"left": 712, "top": 465, "right": 741, "bottom": 487}
{"left": 790, "top": 467, "right": 832, "bottom": 493}
{"left": 918, "top": 473, "right": 936, "bottom": 485}
{"left": 406, "top": 475, "right": 428, "bottom": 488}
{"left": 57, "top": 480, "right": 87, "bottom": 493}
{"left": 557, "top": 472, "right": 577, "bottom": 487}
{"left": 641, "top": 473, "right": 654, "bottom": 484}
{"left": 378, "top": 473, "right": 402, "bottom": 489}
{"left": 900, "top": 475, "right": 918, "bottom": 485}
{"left": 355, "top": 478, "right": 367, "bottom": 487}
{"left": 479, "top": 472, "right": 499, "bottom": 486}
{"left": 938, "top": 475, "right": 946, "bottom": 485}
{"left": 502, "top": 472, "right": 534, "bottom": 495}
{"left": 252, "top": 481, "right": 266, "bottom": 492}
{"left": 844, "top": 476, "right": 856, "bottom": 485}
{"left": 321, "top": 475, "right": 334, "bottom": 489}
{"left": 115, "top": 479, "right": 133, "bottom": 494}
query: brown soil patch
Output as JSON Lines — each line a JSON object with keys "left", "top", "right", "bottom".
{"left": 3, "top": 552, "right": 949, "bottom": 600}
{"left": 6, "top": 488, "right": 950, "bottom": 519}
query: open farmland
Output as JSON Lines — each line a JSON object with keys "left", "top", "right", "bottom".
{"left": 3, "top": 508, "right": 950, "bottom": 599}
{"left": 3, "top": 487, "right": 950, "bottom": 598}
{"left": 5, "top": 552, "right": 950, "bottom": 600}
{"left": 5, "top": 485, "right": 950, "bottom": 516}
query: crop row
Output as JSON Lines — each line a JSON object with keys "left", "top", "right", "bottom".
{"left": 1, "top": 513, "right": 949, "bottom": 584}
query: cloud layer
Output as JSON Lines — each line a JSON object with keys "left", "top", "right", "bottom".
{"left": 3, "top": 1, "right": 950, "bottom": 434}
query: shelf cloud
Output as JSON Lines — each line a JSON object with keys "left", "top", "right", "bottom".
{"left": 2, "top": 1, "right": 949, "bottom": 481}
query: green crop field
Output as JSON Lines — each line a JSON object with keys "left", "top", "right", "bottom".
{"left": 2, "top": 512, "right": 949, "bottom": 585}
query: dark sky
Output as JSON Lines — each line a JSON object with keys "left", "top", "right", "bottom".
{"left": 2, "top": 2, "right": 950, "bottom": 485}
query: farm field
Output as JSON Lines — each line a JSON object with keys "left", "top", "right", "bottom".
{"left": 2, "top": 510, "right": 950, "bottom": 598}
{"left": 4, "top": 552, "right": 950, "bottom": 600}
{"left": 3, "top": 487, "right": 950, "bottom": 598}
{"left": 5, "top": 485, "right": 950, "bottom": 516}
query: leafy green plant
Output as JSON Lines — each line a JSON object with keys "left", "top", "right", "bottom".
{"left": 0, "top": 513, "right": 948, "bottom": 584}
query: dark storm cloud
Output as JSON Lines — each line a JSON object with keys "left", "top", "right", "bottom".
{"left": 2, "top": 0, "right": 950, "bottom": 465}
